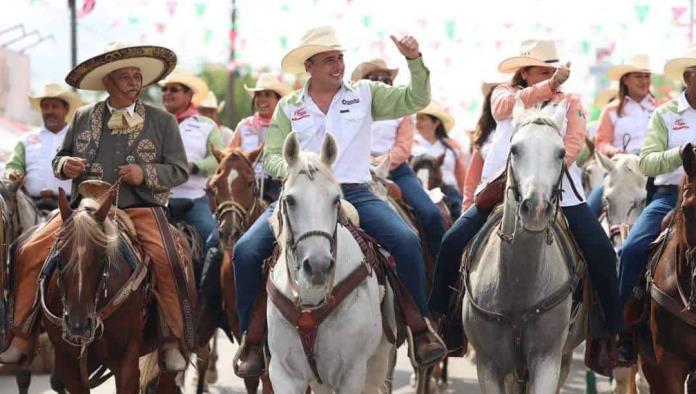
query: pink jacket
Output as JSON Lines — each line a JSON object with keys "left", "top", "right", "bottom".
{"left": 389, "top": 116, "right": 414, "bottom": 170}
{"left": 491, "top": 81, "right": 586, "bottom": 166}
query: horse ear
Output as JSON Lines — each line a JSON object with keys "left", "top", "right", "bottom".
{"left": 511, "top": 98, "right": 526, "bottom": 129}
{"left": 247, "top": 144, "right": 264, "bottom": 165}
{"left": 94, "top": 190, "right": 113, "bottom": 222}
{"left": 551, "top": 100, "right": 567, "bottom": 130}
{"left": 211, "top": 145, "right": 224, "bottom": 163}
{"left": 682, "top": 143, "right": 696, "bottom": 176}
{"left": 436, "top": 152, "right": 446, "bottom": 167}
{"left": 320, "top": 132, "right": 338, "bottom": 167}
{"left": 58, "top": 187, "right": 73, "bottom": 221}
{"left": 283, "top": 131, "right": 300, "bottom": 167}
{"left": 373, "top": 154, "right": 390, "bottom": 179}
{"left": 595, "top": 150, "right": 615, "bottom": 172}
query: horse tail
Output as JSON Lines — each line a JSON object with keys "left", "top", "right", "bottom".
{"left": 139, "top": 351, "right": 160, "bottom": 393}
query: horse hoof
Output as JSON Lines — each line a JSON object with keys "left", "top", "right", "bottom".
{"left": 206, "top": 369, "right": 218, "bottom": 384}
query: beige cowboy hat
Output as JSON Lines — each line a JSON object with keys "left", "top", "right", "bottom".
{"left": 593, "top": 81, "right": 619, "bottom": 109}
{"left": 418, "top": 100, "right": 455, "bottom": 133}
{"left": 65, "top": 42, "right": 177, "bottom": 91}
{"left": 198, "top": 91, "right": 226, "bottom": 112}
{"left": 664, "top": 46, "right": 696, "bottom": 81}
{"left": 607, "top": 54, "right": 653, "bottom": 80}
{"left": 350, "top": 58, "right": 399, "bottom": 82}
{"left": 281, "top": 26, "right": 347, "bottom": 74}
{"left": 480, "top": 71, "right": 511, "bottom": 96}
{"left": 244, "top": 73, "right": 292, "bottom": 97}
{"left": 498, "top": 39, "right": 561, "bottom": 73}
{"left": 159, "top": 67, "right": 209, "bottom": 105}
{"left": 28, "top": 83, "right": 83, "bottom": 122}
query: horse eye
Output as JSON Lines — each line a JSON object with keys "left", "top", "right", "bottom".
{"left": 333, "top": 196, "right": 340, "bottom": 206}
{"left": 558, "top": 148, "right": 566, "bottom": 160}
{"left": 510, "top": 145, "right": 518, "bottom": 156}
{"left": 285, "top": 195, "right": 296, "bottom": 206}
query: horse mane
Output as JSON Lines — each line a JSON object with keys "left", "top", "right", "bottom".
{"left": 512, "top": 109, "right": 561, "bottom": 134}
{"left": 270, "top": 152, "right": 337, "bottom": 239}
{"left": 411, "top": 154, "right": 439, "bottom": 169}
{"left": 57, "top": 198, "right": 119, "bottom": 275}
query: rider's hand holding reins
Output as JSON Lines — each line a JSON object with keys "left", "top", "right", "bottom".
{"left": 550, "top": 62, "right": 571, "bottom": 91}
{"left": 390, "top": 34, "right": 421, "bottom": 60}
{"left": 118, "top": 164, "right": 144, "bottom": 186}
{"left": 62, "top": 157, "right": 87, "bottom": 179}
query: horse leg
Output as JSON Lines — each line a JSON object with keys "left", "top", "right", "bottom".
{"left": 15, "top": 366, "right": 31, "bottom": 394}
{"left": 441, "top": 357, "right": 449, "bottom": 386}
{"left": 155, "top": 371, "right": 180, "bottom": 394}
{"left": 53, "top": 351, "right": 88, "bottom": 394}
{"left": 640, "top": 351, "right": 689, "bottom": 394}
{"left": 636, "top": 364, "right": 650, "bottom": 394}
{"left": 364, "top": 337, "right": 393, "bottom": 393}
{"left": 244, "top": 377, "right": 260, "bottom": 393}
{"left": 612, "top": 366, "right": 636, "bottom": 394}
{"left": 261, "top": 373, "right": 274, "bottom": 394}
{"left": 528, "top": 357, "right": 562, "bottom": 394}
{"left": 381, "top": 345, "right": 397, "bottom": 393}
{"left": 115, "top": 342, "right": 141, "bottom": 394}
{"left": 207, "top": 334, "right": 219, "bottom": 383}
{"left": 475, "top": 359, "right": 505, "bottom": 394}
{"left": 195, "top": 343, "right": 210, "bottom": 394}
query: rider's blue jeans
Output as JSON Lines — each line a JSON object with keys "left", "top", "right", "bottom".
{"left": 587, "top": 184, "right": 605, "bottom": 217}
{"left": 233, "top": 185, "right": 428, "bottom": 332}
{"left": 429, "top": 202, "right": 623, "bottom": 334}
{"left": 169, "top": 196, "right": 215, "bottom": 251}
{"left": 389, "top": 163, "right": 445, "bottom": 257}
{"left": 618, "top": 191, "right": 677, "bottom": 305}
{"left": 442, "top": 184, "right": 463, "bottom": 220}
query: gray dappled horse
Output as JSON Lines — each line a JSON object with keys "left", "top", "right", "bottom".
{"left": 463, "top": 101, "right": 586, "bottom": 394}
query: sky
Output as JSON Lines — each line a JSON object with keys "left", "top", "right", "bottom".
{"left": 1, "top": 0, "right": 694, "bottom": 131}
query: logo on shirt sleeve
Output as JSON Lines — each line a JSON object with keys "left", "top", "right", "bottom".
{"left": 672, "top": 118, "right": 690, "bottom": 131}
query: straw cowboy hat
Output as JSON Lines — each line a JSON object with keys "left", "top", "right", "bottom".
{"left": 593, "top": 81, "right": 619, "bottom": 109}
{"left": 159, "top": 67, "right": 209, "bottom": 105}
{"left": 281, "top": 26, "right": 347, "bottom": 74}
{"left": 419, "top": 100, "right": 455, "bottom": 133}
{"left": 607, "top": 54, "right": 653, "bottom": 80}
{"left": 198, "top": 91, "right": 226, "bottom": 113}
{"left": 498, "top": 39, "right": 561, "bottom": 73}
{"left": 350, "top": 58, "right": 399, "bottom": 82}
{"left": 244, "top": 73, "right": 292, "bottom": 97}
{"left": 28, "top": 83, "right": 83, "bottom": 123}
{"left": 480, "top": 71, "right": 511, "bottom": 96}
{"left": 664, "top": 46, "right": 696, "bottom": 81}
{"left": 65, "top": 42, "right": 177, "bottom": 91}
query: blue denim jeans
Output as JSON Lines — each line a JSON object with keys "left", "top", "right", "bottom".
{"left": 389, "top": 162, "right": 445, "bottom": 257}
{"left": 618, "top": 191, "right": 677, "bottom": 305}
{"left": 233, "top": 185, "right": 428, "bottom": 331}
{"left": 429, "top": 203, "right": 622, "bottom": 333}
{"left": 587, "top": 183, "right": 605, "bottom": 217}
{"left": 169, "top": 196, "right": 215, "bottom": 251}
{"left": 442, "top": 184, "right": 462, "bottom": 220}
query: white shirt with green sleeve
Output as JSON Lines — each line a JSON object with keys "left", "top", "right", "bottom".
{"left": 639, "top": 92, "right": 696, "bottom": 186}
{"left": 263, "top": 56, "right": 431, "bottom": 184}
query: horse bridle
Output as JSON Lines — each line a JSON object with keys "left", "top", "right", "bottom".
{"left": 276, "top": 168, "right": 340, "bottom": 309}
{"left": 603, "top": 198, "right": 641, "bottom": 245}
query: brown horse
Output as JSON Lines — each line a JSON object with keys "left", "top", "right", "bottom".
{"left": 39, "top": 187, "right": 179, "bottom": 394}
{"left": 194, "top": 146, "right": 270, "bottom": 394}
{"left": 637, "top": 145, "right": 696, "bottom": 393}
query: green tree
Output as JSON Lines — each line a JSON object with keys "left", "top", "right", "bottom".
{"left": 199, "top": 65, "right": 257, "bottom": 128}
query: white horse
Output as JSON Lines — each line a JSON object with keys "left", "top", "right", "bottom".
{"left": 266, "top": 132, "right": 395, "bottom": 393}
{"left": 464, "top": 101, "right": 586, "bottom": 394}
{"left": 593, "top": 152, "right": 649, "bottom": 394}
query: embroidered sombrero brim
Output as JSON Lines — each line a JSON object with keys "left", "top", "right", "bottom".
{"left": 65, "top": 45, "right": 177, "bottom": 91}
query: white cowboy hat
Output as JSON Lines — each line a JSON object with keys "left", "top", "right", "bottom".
{"left": 244, "top": 73, "right": 292, "bottom": 97}
{"left": 28, "top": 83, "right": 83, "bottom": 123}
{"left": 593, "top": 81, "right": 620, "bottom": 109}
{"left": 607, "top": 54, "right": 653, "bottom": 80}
{"left": 664, "top": 46, "right": 696, "bottom": 81}
{"left": 65, "top": 42, "right": 177, "bottom": 91}
{"left": 350, "top": 58, "right": 399, "bottom": 82}
{"left": 418, "top": 100, "right": 455, "bottom": 133}
{"left": 498, "top": 39, "right": 561, "bottom": 73}
{"left": 281, "top": 26, "right": 347, "bottom": 74}
{"left": 159, "top": 67, "right": 209, "bottom": 105}
{"left": 198, "top": 91, "right": 220, "bottom": 110}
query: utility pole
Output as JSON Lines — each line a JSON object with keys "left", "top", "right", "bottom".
{"left": 225, "top": 0, "right": 237, "bottom": 126}
{"left": 69, "top": 0, "right": 77, "bottom": 69}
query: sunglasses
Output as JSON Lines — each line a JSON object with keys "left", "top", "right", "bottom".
{"left": 161, "top": 86, "right": 182, "bottom": 93}
{"left": 367, "top": 75, "right": 393, "bottom": 85}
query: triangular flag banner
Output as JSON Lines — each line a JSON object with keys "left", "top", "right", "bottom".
{"left": 672, "top": 6, "right": 687, "bottom": 23}
{"left": 195, "top": 3, "right": 206, "bottom": 16}
{"left": 229, "top": 30, "right": 237, "bottom": 48}
{"left": 204, "top": 29, "right": 213, "bottom": 45}
{"left": 78, "top": 0, "right": 96, "bottom": 18}
{"left": 281, "top": 3, "right": 289, "bottom": 12}
{"left": 166, "top": 0, "right": 177, "bottom": 16}
{"left": 634, "top": 4, "right": 650, "bottom": 23}
{"left": 581, "top": 40, "right": 591, "bottom": 54}
{"left": 444, "top": 20, "right": 455, "bottom": 40}
{"left": 155, "top": 22, "right": 166, "bottom": 33}
{"left": 280, "top": 36, "right": 288, "bottom": 50}
{"left": 362, "top": 15, "right": 372, "bottom": 28}
{"left": 128, "top": 17, "right": 139, "bottom": 25}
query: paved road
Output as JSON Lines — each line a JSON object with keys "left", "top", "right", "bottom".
{"left": 0, "top": 331, "right": 613, "bottom": 393}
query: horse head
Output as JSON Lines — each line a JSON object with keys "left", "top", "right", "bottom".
{"left": 596, "top": 152, "right": 647, "bottom": 247}
{"left": 410, "top": 153, "right": 444, "bottom": 191}
{"left": 275, "top": 131, "right": 340, "bottom": 306}
{"left": 680, "top": 143, "right": 696, "bottom": 247}
{"left": 508, "top": 99, "right": 567, "bottom": 232}
{"left": 210, "top": 145, "right": 263, "bottom": 250}
{"left": 54, "top": 187, "right": 116, "bottom": 341}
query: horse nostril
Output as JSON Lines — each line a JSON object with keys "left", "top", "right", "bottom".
{"left": 520, "top": 199, "right": 532, "bottom": 215}
{"left": 302, "top": 259, "right": 312, "bottom": 275}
